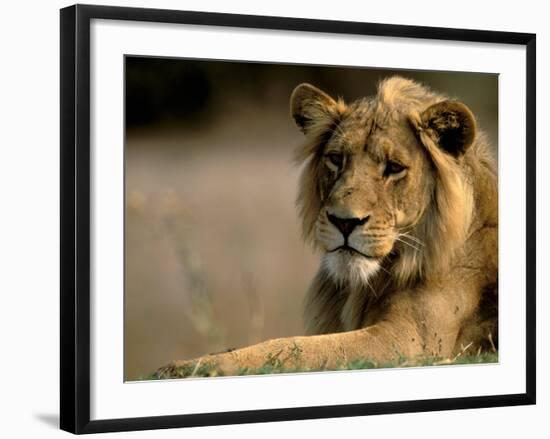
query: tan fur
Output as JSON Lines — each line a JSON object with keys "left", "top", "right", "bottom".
{"left": 157, "top": 77, "right": 498, "bottom": 378}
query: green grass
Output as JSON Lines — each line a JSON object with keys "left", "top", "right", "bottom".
{"left": 139, "top": 352, "right": 498, "bottom": 381}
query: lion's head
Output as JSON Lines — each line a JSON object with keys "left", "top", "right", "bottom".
{"left": 291, "top": 76, "right": 476, "bottom": 289}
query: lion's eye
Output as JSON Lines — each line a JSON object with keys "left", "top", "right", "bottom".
{"left": 326, "top": 152, "right": 344, "bottom": 168}
{"left": 384, "top": 160, "right": 406, "bottom": 176}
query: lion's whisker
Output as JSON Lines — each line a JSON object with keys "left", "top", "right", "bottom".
{"left": 364, "top": 276, "right": 378, "bottom": 298}
{"left": 399, "top": 232, "right": 425, "bottom": 246}
{"left": 394, "top": 236, "right": 422, "bottom": 253}
{"left": 377, "top": 264, "right": 391, "bottom": 275}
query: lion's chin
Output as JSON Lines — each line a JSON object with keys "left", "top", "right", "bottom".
{"left": 322, "top": 249, "right": 380, "bottom": 288}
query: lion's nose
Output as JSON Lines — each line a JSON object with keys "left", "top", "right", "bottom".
{"left": 327, "top": 213, "right": 370, "bottom": 238}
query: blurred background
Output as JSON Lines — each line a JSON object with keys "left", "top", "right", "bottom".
{"left": 124, "top": 56, "right": 498, "bottom": 380}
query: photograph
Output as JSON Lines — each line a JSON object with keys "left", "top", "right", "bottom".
{"left": 124, "top": 57, "right": 499, "bottom": 381}
{"left": 0, "top": 0, "right": 544, "bottom": 435}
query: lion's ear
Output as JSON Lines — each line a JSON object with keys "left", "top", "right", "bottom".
{"left": 290, "top": 83, "right": 344, "bottom": 135}
{"left": 418, "top": 100, "right": 477, "bottom": 156}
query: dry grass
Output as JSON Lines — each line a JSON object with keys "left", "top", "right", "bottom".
{"left": 124, "top": 111, "right": 318, "bottom": 380}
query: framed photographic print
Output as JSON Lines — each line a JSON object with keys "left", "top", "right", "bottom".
{"left": 60, "top": 4, "right": 536, "bottom": 434}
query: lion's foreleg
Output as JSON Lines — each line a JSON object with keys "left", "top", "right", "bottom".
{"left": 156, "top": 322, "right": 423, "bottom": 378}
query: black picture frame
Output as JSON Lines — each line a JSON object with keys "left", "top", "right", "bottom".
{"left": 60, "top": 4, "right": 536, "bottom": 434}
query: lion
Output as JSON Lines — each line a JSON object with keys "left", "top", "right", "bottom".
{"left": 156, "top": 76, "right": 498, "bottom": 378}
